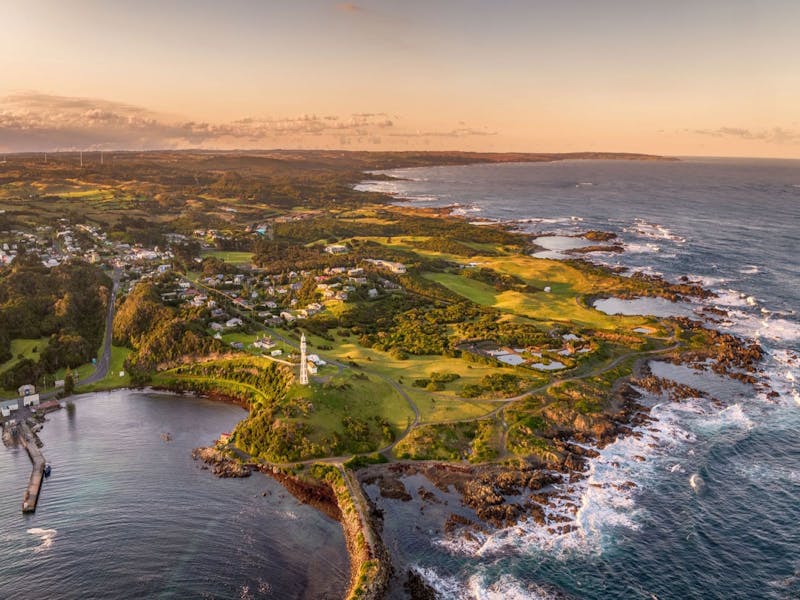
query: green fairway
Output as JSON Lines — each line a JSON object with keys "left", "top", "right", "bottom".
{"left": 423, "top": 272, "right": 499, "bottom": 305}
{"left": 412, "top": 391, "right": 497, "bottom": 423}
{"left": 424, "top": 265, "right": 655, "bottom": 331}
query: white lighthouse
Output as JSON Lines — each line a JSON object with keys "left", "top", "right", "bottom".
{"left": 299, "top": 332, "right": 309, "bottom": 385}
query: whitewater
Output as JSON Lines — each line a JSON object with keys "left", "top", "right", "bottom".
{"left": 358, "top": 158, "right": 800, "bottom": 599}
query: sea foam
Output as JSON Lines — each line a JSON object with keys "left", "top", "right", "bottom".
{"left": 27, "top": 528, "right": 57, "bottom": 553}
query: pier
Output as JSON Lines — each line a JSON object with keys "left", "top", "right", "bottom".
{"left": 18, "top": 423, "right": 46, "bottom": 513}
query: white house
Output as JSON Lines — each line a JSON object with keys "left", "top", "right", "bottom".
{"left": 22, "top": 393, "right": 40, "bottom": 407}
{"left": 307, "top": 354, "right": 327, "bottom": 366}
{"left": 18, "top": 384, "right": 35, "bottom": 396}
{"left": 364, "top": 259, "right": 406, "bottom": 274}
{"left": 324, "top": 244, "right": 348, "bottom": 254}
{"left": 225, "top": 317, "right": 244, "bottom": 328}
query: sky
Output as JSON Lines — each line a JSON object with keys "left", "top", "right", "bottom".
{"left": 1, "top": 0, "right": 798, "bottom": 157}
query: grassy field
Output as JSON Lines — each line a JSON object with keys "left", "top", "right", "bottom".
{"left": 200, "top": 250, "right": 255, "bottom": 265}
{"left": 79, "top": 346, "right": 132, "bottom": 392}
{"left": 287, "top": 373, "right": 414, "bottom": 444}
{"left": 412, "top": 391, "right": 498, "bottom": 424}
{"left": 302, "top": 330, "right": 535, "bottom": 393}
{"left": 0, "top": 337, "right": 49, "bottom": 375}
{"left": 424, "top": 268, "right": 655, "bottom": 330}
{"left": 424, "top": 272, "right": 499, "bottom": 305}
{"left": 219, "top": 331, "right": 297, "bottom": 359}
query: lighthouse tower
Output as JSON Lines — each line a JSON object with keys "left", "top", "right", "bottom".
{"left": 299, "top": 332, "right": 309, "bottom": 385}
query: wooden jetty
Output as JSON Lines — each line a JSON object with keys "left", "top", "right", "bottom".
{"left": 18, "top": 423, "right": 46, "bottom": 513}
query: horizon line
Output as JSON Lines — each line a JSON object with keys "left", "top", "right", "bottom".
{"left": 1, "top": 149, "right": 799, "bottom": 162}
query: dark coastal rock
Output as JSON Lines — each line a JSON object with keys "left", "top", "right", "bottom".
{"left": 417, "top": 486, "right": 441, "bottom": 504}
{"left": 444, "top": 513, "right": 479, "bottom": 534}
{"left": 375, "top": 475, "right": 412, "bottom": 501}
{"left": 568, "top": 243, "right": 625, "bottom": 255}
{"left": 671, "top": 317, "right": 763, "bottom": 379}
{"left": 191, "top": 446, "right": 252, "bottom": 478}
{"left": 583, "top": 230, "right": 618, "bottom": 242}
{"left": 404, "top": 569, "right": 441, "bottom": 600}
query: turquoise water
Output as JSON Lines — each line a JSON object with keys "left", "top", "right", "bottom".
{"left": 0, "top": 390, "right": 349, "bottom": 600}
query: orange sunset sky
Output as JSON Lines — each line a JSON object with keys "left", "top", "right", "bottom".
{"left": 1, "top": 0, "right": 798, "bottom": 158}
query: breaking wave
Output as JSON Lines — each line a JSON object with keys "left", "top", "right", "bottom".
{"left": 27, "top": 528, "right": 57, "bottom": 553}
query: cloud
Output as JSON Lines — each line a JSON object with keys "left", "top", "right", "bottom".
{"left": 0, "top": 92, "right": 495, "bottom": 151}
{"left": 388, "top": 127, "right": 498, "bottom": 138}
{"left": 693, "top": 126, "right": 800, "bottom": 144}
{"left": 336, "top": 2, "right": 363, "bottom": 13}
{"left": 0, "top": 92, "right": 391, "bottom": 151}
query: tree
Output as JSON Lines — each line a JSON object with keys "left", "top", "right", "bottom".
{"left": 64, "top": 367, "right": 75, "bottom": 395}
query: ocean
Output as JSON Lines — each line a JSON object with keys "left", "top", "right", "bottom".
{"left": 357, "top": 158, "right": 800, "bottom": 599}
{"left": 0, "top": 390, "right": 349, "bottom": 600}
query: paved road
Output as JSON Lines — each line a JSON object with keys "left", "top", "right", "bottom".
{"left": 35, "top": 268, "right": 121, "bottom": 403}
{"left": 79, "top": 268, "right": 122, "bottom": 387}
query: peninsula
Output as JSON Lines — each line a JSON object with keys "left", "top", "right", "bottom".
{"left": 0, "top": 151, "right": 761, "bottom": 599}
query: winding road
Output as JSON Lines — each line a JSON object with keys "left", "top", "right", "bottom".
{"left": 37, "top": 268, "right": 121, "bottom": 402}
{"left": 79, "top": 268, "right": 122, "bottom": 387}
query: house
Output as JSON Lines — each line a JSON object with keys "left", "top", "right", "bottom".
{"left": 364, "top": 259, "right": 406, "bottom": 274}
{"left": 307, "top": 354, "right": 327, "bottom": 366}
{"left": 225, "top": 317, "right": 244, "bottom": 328}
{"left": 270, "top": 349, "right": 283, "bottom": 357}
{"left": 367, "top": 288, "right": 379, "bottom": 299}
{"left": 254, "top": 338, "right": 276, "bottom": 350}
{"left": 22, "top": 393, "right": 40, "bottom": 407}
{"left": 210, "top": 322, "right": 225, "bottom": 331}
{"left": 324, "top": 244, "right": 348, "bottom": 254}
{"left": 280, "top": 311, "right": 295, "bottom": 322}
{"left": 307, "top": 361, "right": 318, "bottom": 375}
{"left": 230, "top": 341, "right": 244, "bottom": 350}
{"left": 18, "top": 384, "right": 35, "bottom": 396}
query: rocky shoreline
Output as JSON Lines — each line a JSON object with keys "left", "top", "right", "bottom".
{"left": 191, "top": 446, "right": 253, "bottom": 477}
{"left": 353, "top": 323, "right": 767, "bottom": 597}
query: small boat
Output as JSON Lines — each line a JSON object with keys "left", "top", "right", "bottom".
{"left": 43, "top": 464, "right": 52, "bottom": 477}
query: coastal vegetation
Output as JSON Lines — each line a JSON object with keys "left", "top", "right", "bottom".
{"left": 0, "top": 256, "right": 110, "bottom": 392}
{"left": 1, "top": 150, "right": 755, "bottom": 599}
